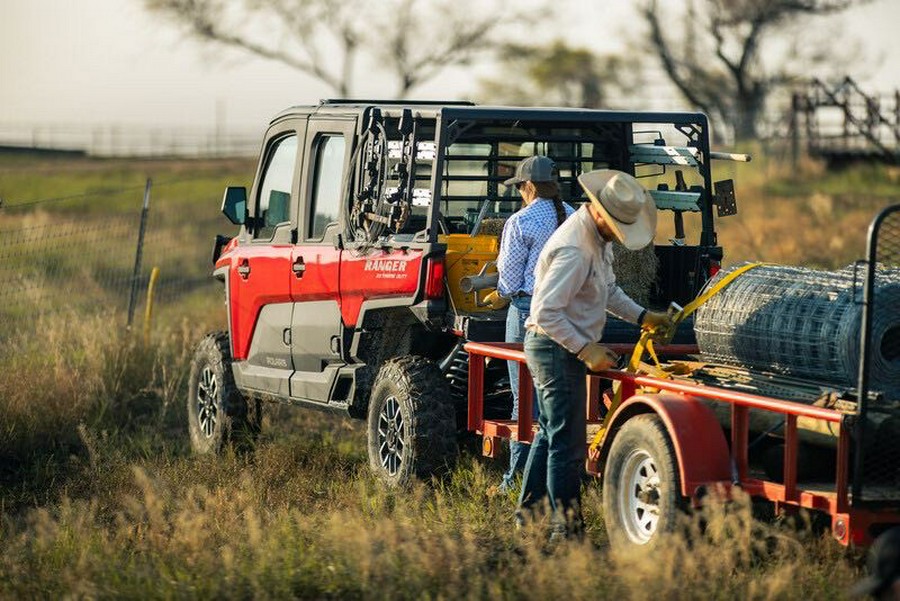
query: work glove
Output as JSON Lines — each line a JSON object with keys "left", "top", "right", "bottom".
{"left": 577, "top": 342, "right": 618, "bottom": 372}
{"left": 641, "top": 310, "right": 674, "bottom": 331}
{"left": 641, "top": 309, "right": 676, "bottom": 344}
{"left": 483, "top": 290, "right": 509, "bottom": 310}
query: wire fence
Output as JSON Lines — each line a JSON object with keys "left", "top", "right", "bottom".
{"left": 0, "top": 180, "right": 226, "bottom": 334}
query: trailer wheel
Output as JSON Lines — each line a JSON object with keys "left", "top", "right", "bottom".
{"left": 187, "top": 332, "right": 261, "bottom": 454}
{"left": 367, "top": 356, "right": 457, "bottom": 486}
{"left": 604, "top": 413, "right": 683, "bottom": 548}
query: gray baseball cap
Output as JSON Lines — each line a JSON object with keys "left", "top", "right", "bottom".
{"left": 503, "top": 155, "right": 557, "bottom": 187}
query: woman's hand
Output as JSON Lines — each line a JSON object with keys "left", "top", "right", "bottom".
{"left": 483, "top": 290, "right": 510, "bottom": 310}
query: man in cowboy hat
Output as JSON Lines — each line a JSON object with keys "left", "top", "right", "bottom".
{"left": 516, "top": 169, "right": 673, "bottom": 538}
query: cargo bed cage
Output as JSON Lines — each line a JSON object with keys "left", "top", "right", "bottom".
{"left": 854, "top": 203, "right": 900, "bottom": 506}
{"left": 433, "top": 110, "right": 720, "bottom": 246}
{"left": 338, "top": 104, "right": 732, "bottom": 309}
{"left": 430, "top": 110, "right": 728, "bottom": 309}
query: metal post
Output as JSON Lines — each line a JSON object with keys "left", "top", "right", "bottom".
{"left": 143, "top": 266, "right": 160, "bottom": 345}
{"left": 895, "top": 91, "right": 899, "bottom": 143}
{"left": 790, "top": 92, "right": 800, "bottom": 170}
{"left": 852, "top": 206, "right": 896, "bottom": 503}
{"left": 467, "top": 352, "right": 485, "bottom": 433}
{"left": 517, "top": 364, "right": 533, "bottom": 444}
{"left": 127, "top": 178, "right": 152, "bottom": 326}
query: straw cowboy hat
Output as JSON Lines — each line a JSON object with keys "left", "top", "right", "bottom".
{"left": 577, "top": 169, "right": 657, "bottom": 250}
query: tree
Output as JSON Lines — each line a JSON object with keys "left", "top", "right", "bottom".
{"left": 144, "top": 0, "right": 531, "bottom": 98}
{"left": 476, "top": 40, "right": 641, "bottom": 109}
{"left": 640, "top": 0, "right": 861, "bottom": 141}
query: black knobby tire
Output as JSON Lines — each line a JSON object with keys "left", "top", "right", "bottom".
{"left": 187, "top": 332, "right": 261, "bottom": 455}
{"left": 366, "top": 356, "right": 458, "bottom": 486}
{"left": 604, "top": 413, "right": 684, "bottom": 548}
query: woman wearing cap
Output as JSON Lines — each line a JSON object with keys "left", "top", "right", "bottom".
{"left": 486, "top": 156, "right": 575, "bottom": 492}
{"left": 516, "top": 169, "right": 673, "bottom": 539}
{"left": 483, "top": 155, "right": 575, "bottom": 494}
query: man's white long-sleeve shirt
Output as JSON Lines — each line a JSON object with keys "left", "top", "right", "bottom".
{"left": 525, "top": 204, "right": 644, "bottom": 354}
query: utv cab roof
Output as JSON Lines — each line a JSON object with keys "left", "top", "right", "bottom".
{"left": 270, "top": 99, "right": 709, "bottom": 128}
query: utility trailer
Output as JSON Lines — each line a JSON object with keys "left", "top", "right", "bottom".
{"left": 465, "top": 204, "right": 900, "bottom": 548}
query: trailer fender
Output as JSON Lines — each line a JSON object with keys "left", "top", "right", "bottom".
{"left": 604, "top": 393, "right": 731, "bottom": 499}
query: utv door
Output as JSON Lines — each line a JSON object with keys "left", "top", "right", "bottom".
{"left": 227, "top": 122, "right": 303, "bottom": 396}
{"left": 289, "top": 117, "right": 356, "bottom": 402}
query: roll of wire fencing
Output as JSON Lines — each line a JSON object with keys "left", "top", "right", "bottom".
{"left": 694, "top": 262, "right": 900, "bottom": 402}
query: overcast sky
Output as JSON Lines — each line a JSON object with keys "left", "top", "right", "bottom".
{"left": 2, "top": 0, "right": 899, "bottom": 134}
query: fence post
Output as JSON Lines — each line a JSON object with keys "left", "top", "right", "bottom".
{"left": 127, "top": 178, "right": 152, "bottom": 327}
{"left": 790, "top": 92, "right": 801, "bottom": 170}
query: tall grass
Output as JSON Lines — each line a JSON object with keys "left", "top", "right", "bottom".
{"left": 0, "top": 312, "right": 866, "bottom": 598}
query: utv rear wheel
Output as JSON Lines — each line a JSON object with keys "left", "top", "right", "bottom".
{"left": 187, "top": 332, "right": 261, "bottom": 454}
{"left": 367, "top": 356, "right": 457, "bottom": 486}
{"left": 604, "top": 414, "right": 684, "bottom": 548}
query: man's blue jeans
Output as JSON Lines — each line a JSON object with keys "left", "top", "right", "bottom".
{"left": 517, "top": 330, "right": 586, "bottom": 532}
{"left": 500, "top": 296, "right": 538, "bottom": 492}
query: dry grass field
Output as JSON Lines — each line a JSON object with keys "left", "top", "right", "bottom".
{"left": 1, "top": 150, "right": 897, "bottom": 598}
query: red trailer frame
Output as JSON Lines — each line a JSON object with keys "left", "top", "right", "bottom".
{"left": 464, "top": 340, "right": 900, "bottom": 547}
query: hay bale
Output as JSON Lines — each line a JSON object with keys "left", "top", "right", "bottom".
{"left": 611, "top": 242, "right": 658, "bottom": 307}
{"left": 477, "top": 217, "right": 507, "bottom": 238}
{"left": 474, "top": 217, "right": 658, "bottom": 306}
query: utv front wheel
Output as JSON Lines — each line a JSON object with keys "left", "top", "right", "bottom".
{"left": 187, "top": 332, "right": 261, "bottom": 454}
{"left": 367, "top": 356, "right": 457, "bottom": 486}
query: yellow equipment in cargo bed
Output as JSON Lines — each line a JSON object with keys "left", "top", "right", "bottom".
{"left": 440, "top": 234, "right": 499, "bottom": 313}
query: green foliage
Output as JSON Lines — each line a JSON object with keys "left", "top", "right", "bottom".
{"left": 476, "top": 40, "right": 641, "bottom": 109}
{"left": 0, "top": 155, "right": 254, "bottom": 214}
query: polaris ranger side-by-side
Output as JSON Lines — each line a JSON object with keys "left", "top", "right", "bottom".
{"left": 188, "top": 100, "right": 741, "bottom": 486}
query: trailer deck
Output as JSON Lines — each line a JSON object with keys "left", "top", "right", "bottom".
{"left": 465, "top": 339, "right": 900, "bottom": 546}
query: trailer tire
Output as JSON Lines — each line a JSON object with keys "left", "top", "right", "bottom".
{"left": 187, "top": 332, "right": 261, "bottom": 455}
{"left": 367, "top": 356, "right": 457, "bottom": 487}
{"left": 604, "top": 413, "right": 684, "bottom": 548}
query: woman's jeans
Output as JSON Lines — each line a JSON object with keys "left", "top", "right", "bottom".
{"left": 517, "top": 330, "right": 586, "bottom": 532}
{"left": 500, "top": 296, "right": 538, "bottom": 491}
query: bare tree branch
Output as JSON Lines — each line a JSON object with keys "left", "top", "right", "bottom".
{"left": 144, "top": 0, "right": 529, "bottom": 98}
{"left": 639, "top": 0, "right": 868, "bottom": 140}
{"left": 643, "top": 1, "right": 722, "bottom": 118}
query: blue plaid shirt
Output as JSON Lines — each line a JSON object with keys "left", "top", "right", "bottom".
{"left": 497, "top": 198, "right": 576, "bottom": 297}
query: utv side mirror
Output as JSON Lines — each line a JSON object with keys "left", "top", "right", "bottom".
{"left": 222, "top": 186, "right": 247, "bottom": 225}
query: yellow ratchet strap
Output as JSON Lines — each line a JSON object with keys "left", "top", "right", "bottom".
{"left": 588, "top": 262, "right": 764, "bottom": 455}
